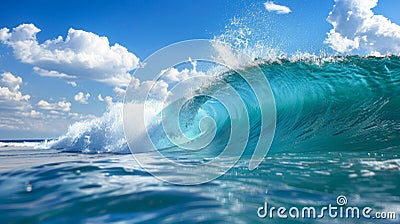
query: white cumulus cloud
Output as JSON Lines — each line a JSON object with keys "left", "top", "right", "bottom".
{"left": 0, "top": 72, "right": 31, "bottom": 111}
{"left": 74, "top": 92, "right": 90, "bottom": 104}
{"left": 67, "top": 81, "right": 77, "bottom": 87}
{"left": 0, "top": 24, "right": 140, "bottom": 86}
{"left": 113, "top": 86, "right": 126, "bottom": 98}
{"left": 20, "top": 110, "right": 42, "bottom": 118}
{"left": 325, "top": 0, "right": 400, "bottom": 55}
{"left": 126, "top": 61, "right": 209, "bottom": 104}
{"left": 264, "top": 1, "right": 291, "bottom": 14}
{"left": 1, "top": 72, "right": 23, "bottom": 91}
{"left": 98, "top": 94, "right": 113, "bottom": 106}
{"left": 0, "top": 73, "right": 94, "bottom": 135}
{"left": 37, "top": 99, "right": 71, "bottom": 112}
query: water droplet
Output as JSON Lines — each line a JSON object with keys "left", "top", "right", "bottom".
{"left": 26, "top": 184, "right": 32, "bottom": 192}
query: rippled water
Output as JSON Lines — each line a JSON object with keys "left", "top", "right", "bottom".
{"left": 1, "top": 147, "right": 399, "bottom": 223}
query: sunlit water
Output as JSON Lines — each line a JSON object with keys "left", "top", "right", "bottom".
{"left": 0, "top": 147, "right": 399, "bottom": 223}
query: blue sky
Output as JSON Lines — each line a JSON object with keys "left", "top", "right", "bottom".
{"left": 1, "top": 0, "right": 400, "bottom": 139}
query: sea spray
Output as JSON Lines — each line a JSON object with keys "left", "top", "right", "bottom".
{"left": 45, "top": 103, "right": 128, "bottom": 153}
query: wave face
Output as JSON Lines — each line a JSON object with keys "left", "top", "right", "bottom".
{"left": 48, "top": 56, "right": 400, "bottom": 155}
{"left": 267, "top": 56, "right": 400, "bottom": 153}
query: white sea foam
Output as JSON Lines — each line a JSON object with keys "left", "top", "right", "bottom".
{"left": 44, "top": 103, "right": 128, "bottom": 153}
{"left": 0, "top": 141, "right": 42, "bottom": 148}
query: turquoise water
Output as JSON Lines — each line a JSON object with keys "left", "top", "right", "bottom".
{"left": 1, "top": 149, "right": 399, "bottom": 223}
{"left": 1, "top": 56, "right": 399, "bottom": 223}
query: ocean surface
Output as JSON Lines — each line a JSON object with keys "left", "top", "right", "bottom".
{"left": 1, "top": 56, "right": 400, "bottom": 223}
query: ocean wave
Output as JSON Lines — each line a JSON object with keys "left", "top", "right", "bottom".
{"left": 44, "top": 54, "right": 400, "bottom": 155}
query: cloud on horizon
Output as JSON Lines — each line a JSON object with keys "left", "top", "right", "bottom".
{"left": 264, "top": 1, "right": 291, "bottom": 14}
{"left": 325, "top": 0, "right": 400, "bottom": 55}
{"left": 0, "top": 72, "right": 94, "bottom": 135}
{"left": 0, "top": 24, "right": 140, "bottom": 87}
